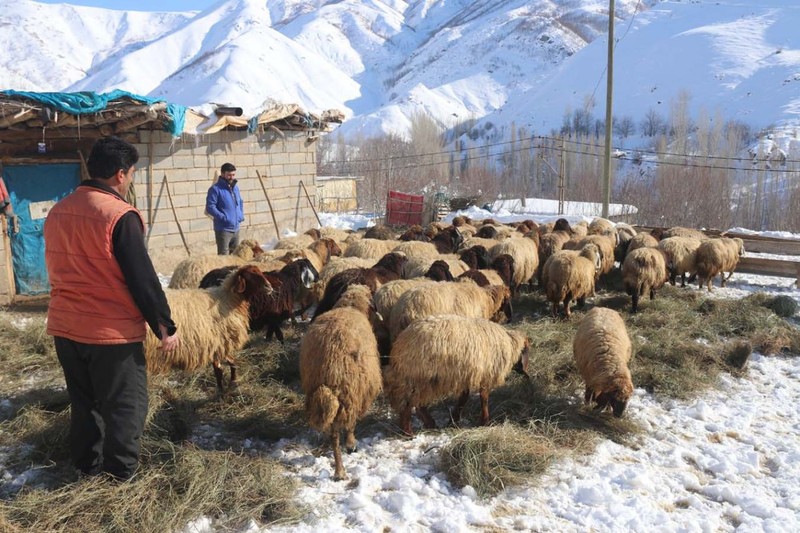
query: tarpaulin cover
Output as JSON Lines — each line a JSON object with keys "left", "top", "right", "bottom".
{"left": 1, "top": 89, "right": 187, "bottom": 137}
{"left": 386, "top": 190, "right": 424, "bottom": 226}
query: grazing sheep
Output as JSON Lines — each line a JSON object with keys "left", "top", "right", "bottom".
{"left": 542, "top": 243, "right": 602, "bottom": 318}
{"left": 146, "top": 265, "right": 272, "bottom": 391}
{"left": 537, "top": 230, "right": 571, "bottom": 285}
{"left": 344, "top": 238, "right": 401, "bottom": 259}
{"left": 385, "top": 315, "right": 529, "bottom": 434}
{"left": 588, "top": 217, "right": 616, "bottom": 238}
{"left": 314, "top": 252, "right": 407, "bottom": 319}
{"left": 663, "top": 226, "right": 707, "bottom": 240}
{"left": 563, "top": 234, "right": 616, "bottom": 279}
{"left": 626, "top": 232, "right": 659, "bottom": 254}
{"left": 431, "top": 226, "right": 465, "bottom": 254}
{"left": 621, "top": 247, "right": 668, "bottom": 313}
{"left": 490, "top": 237, "right": 539, "bottom": 294}
{"left": 573, "top": 307, "right": 633, "bottom": 417}
{"left": 300, "top": 284, "right": 382, "bottom": 480}
{"left": 614, "top": 223, "right": 639, "bottom": 263}
{"left": 658, "top": 236, "right": 702, "bottom": 287}
{"left": 167, "top": 240, "right": 264, "bottom": 289}
{"left": 695, "top": 237, "right": 745, "bottom": 291}
{"left": 389, "top": 283, "right": 512, "bottom": 341}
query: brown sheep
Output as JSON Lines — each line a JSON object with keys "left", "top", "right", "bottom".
{"left": 573, "top": 307, "right": 633, "bottom": 417}
{"left": 300, "top": 285, "right": 382, "bottom": 480}
{"left": 695, "top": 237, "right": 745, "bottom": 291}
{"left": 621, "top": 247, "right": 668, "bottom": 313}
{"left": 542, "top": 244, "right": 602, "bottom": 318}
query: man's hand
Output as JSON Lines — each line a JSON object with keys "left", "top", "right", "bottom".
{"left": 158, "top": 324, "right": 180, "bottom": 353}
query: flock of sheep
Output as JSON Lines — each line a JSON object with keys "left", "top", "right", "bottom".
{"left": 143, "top": 215, "right": 745, "bottom": 480}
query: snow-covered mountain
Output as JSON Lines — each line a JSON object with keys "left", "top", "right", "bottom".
{"left": 2, "top": 0, "right": 799, "bottom": 140}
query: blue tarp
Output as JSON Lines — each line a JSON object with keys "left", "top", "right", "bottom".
{"left": 1, "top": 89, "right": 186, "bottom": 136}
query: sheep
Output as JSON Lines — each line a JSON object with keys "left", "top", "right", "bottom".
{"left": 319, "top": 226, "right": 352, "bottom": 242}
{"left": 563, "top": 234, "right": 616, "bottom": 279}
{"left": 385, "top": 315, "right": 529, "bottom": 435}
{"left": 490, "top": 236, "right": 539, "bottom": 294}
{"left": 458, "top": 254, "right": 515, "bottom": 289}
{"left": 614, "top": 223, "right": 639, "bottom": 263}
{"left": 541, "top": 243, "right": 602, "bottom": 318}
{"left": 476, "top": 225, "right": 499, "bottom": 239}
{"left": 588, "top": 217, "right": 616, "bottom": 238}
{"left": 392, "top": 240, "right": 440, "bottom": 259}
{"left": 424, "top": 260, "right": 455, "bottom": 282}
{"left": 272, "top": 230, "right": 319, "bottom": 251}
{"left": 621, "top": 247, "right": 668, "bottom": 313}
{"left": 299, "top": 284, "right": 382, "bottom": 480}
{"left": 252, "top": 259, "right": 319, "bottom": 342}
{"left": 537, "top": 230, "right": 571, "bottom": 285}
{"left": 314, "top": 252, "right": 407, "bottom": 319}
{"left": 389, "top": 283, "right": 512, "bottom": 341}
{"left": 146, "top": 265, "right": 273, "bottom": 391}
{"left": 663, "top": 226, "right": 707, "bottom": 240}
{"left": 403, "top": 255, "right": 470, "bottom": 279}
{"left": 399, "top": 224, "right": 430, "bottom": 242}
{"left": 167, "top": 240, "right": 264, "bottom": 289}
{"left": 625, "top": 232, "right": 659, "bottom": 254}
{"left": 462, "top": 236, "right": 503, "bottom": 251}
{"left": 694, "top": 237, "right": 745, "bottom": 291}
{"left": 431, "top": 226, "right": 465, "bottom": 254}
{"left": 657, "top": 236, "right": 702, "bottom": 287}
{"left": 571, "top": 220, "right": 589, "bottom": 237}
{"left": 459, "top": 245, "right": 492, "bottom": 270}
{"left": 364, "top": 225, "right": 396, "bottom": 240}
{"left": 344, "top": 238, "right": 401, "bottom": 259}
{"left": 300, "top": 237, "right": 343, "bottom": 274}
{"left": 572, "top": 307, "right": 633, "bottom": 417}
{"left": 372, "top": 278, "right": 439, "bottom": 358}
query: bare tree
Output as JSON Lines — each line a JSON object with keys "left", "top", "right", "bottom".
{"left": 613, "top": 115, "right": 636, "bottom": 139}
{"left": 640, "top": 108, "right": 666, "bottom": 137}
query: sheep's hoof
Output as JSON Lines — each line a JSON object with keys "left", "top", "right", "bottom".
{"left": 345, "top": 445, "right": 357, "bottom": 454}
{"left": 227, "top": 381, "right": 240, "bottom": 392}
{"left": 334, "top": 470, "right": 347, "bottom": 481}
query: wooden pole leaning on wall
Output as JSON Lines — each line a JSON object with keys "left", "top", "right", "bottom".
{"left": 162, "top": 174, "right": 191, "bottom": 256}
{"left": 299, "top": 180, "right": 322, "bottom": 226}
{"left": 255, "top": 169, "right": 281, "bottom": 239}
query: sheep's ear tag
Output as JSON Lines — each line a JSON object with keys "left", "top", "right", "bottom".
{"left": 375, "top": 311, "right": 384, "bottom": 322}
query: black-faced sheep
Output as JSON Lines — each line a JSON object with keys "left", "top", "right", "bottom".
{"left": 695, "top": 237, "right": 745, "bottom": 291}
{"left": 146, "top": 265, "right": 273, "bottom": 391}
{"left": 168, "top": 240, "right": 264, "bottom": 289}
{"left": 573, "top": 307, "right": 633, "bottom": 417}
{"left": 431, "top": 226, "right": 465, "bottom": 254}
{"left": 364, "top": 225, "right": 396, "bottom": 240}
{"left": 424, "top": 260, "right": 455, "bottom": 282}
{"left": 658, "top": 236, "right": 702, "bottom": 287}
{"left": 300, "top": 284, "right": 382, "bottom": 480}
{"left": 621, "top": 247, "right": 669, "bottom": 313}
{"left": 252, "top": 259, "right": 319, "bottom": 342}
{"left": 389, "top": 283, "right": 512, "bottom": 341}
{"left": 458, "top": 254, "right": 515, "bottom": 289}
{"left": 459, "top": 245, "right": 492, "bottom": 270}
{"left": 541, "top": 243, "right": 602, "bottom": 318}
{"left": 385, "top": 315, "right": 529, "bottom": 435}
{"left": 314, "top": 252, "right": 407, "bottom": 319}
{"left": 403, "top": 255, "right": 470, "bottom": 279}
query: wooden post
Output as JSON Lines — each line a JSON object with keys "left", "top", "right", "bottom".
{"left": 299, "top": 180, "right": 321, "bottom": 226}
{"left": 255, "top": 169, "right": 281, "bottom": 239}
{"left": 162, "top": 174, "right": 191, "bottom": 256}
{"left": 147, "top": 126, "right": 154, "bottom": 228}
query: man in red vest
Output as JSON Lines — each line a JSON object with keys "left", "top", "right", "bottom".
{"left": 44, "top": 136, "right": 179, "bottom": 481}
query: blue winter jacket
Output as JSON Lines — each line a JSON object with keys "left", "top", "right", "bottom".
{"left": 206, "top": 178, "right": 244, "bottom": 232}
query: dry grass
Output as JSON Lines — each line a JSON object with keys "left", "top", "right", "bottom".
{"left": 1, "top": 279, "right": 798, "bottom": 515}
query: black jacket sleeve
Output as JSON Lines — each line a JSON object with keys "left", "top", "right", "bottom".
{"left": 112, "top": 212, "right": 177, "bottom": 338}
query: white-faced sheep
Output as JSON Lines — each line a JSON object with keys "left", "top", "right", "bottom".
{"left": 541, "top": 243, "right": 602, "bottom": 318}
{"left": 657, "top": 236, "right": 702, "bottom": 287}
{"left": 389, "top": 283, "right": 512, "bottom": 341}
{"left": 300, "top": 284, "right": 382, "bottom": 480}
{"left": 573, "top": 307, "right": 633, "bottom": 417}
{"left": 385, "top": 315, "right": 529, "bottom": 435}
{"left": 167, "top": 240, "right": 264, "bottom": 289}
{"left": 694, "top": 237, "right": 745, "bottom": 291}
{"left": 621, "top": 247, "right": 668, "bottom": 313}
{"left": 146, "top": 265, "right": 273, "bottom": 391}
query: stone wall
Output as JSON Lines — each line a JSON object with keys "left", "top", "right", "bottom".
{"left": 0, "top": 128, "right": 320, "bottom": 304}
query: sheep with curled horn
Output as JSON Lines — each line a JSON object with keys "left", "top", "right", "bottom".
{"left": 146, "top": 265, "right": 273, "bottom": 392}
{"left": 300, "top": 284, "right": 382, "bottom": 480}
{"left": 573, "top": 307, "right": 634, "bottom": 417}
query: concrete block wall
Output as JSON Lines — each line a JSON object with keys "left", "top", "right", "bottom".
{"left": 133, "top": 129, "right": 319, "bottom": 272}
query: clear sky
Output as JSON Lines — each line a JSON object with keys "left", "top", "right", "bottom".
{"left": 35, "top": 0, "right": 217, "bottom": 12}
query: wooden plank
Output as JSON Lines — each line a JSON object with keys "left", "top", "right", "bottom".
{"left": 736, "top": 257, "right": 800, "bottom": 286}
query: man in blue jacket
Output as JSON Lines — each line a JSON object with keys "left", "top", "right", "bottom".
{"left": 206, "top": 162, "right": 245, "bottom": 255}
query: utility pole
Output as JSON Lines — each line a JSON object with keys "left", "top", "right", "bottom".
{"left": 538, "top": 138, "right": 566, "bottom": 215}
{"left": 602, "top": 0, "right": 615, "bottom": 219}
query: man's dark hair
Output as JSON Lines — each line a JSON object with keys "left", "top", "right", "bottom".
{"left": 87, "top": 137, "right": 139, "bottom": 180}
{"left": 220, "top": 162, "right": 236, "bottom": 173}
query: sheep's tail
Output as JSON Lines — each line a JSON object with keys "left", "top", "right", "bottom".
{"left": 306, "top": 385, "right": 339, "bottom": 432}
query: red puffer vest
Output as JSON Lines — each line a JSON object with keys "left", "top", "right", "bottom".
{"left": 45, "top": 185, "right": 147, "bottom": 344}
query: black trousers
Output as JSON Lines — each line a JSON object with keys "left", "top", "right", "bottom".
{"left": 54, "top": 337, "right": 148, "bottom": 479}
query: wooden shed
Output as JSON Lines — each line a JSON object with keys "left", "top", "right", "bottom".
{"left": 0, "top": 90, "right": 343, "bottom": 304}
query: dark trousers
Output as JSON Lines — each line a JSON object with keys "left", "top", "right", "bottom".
{"left": 54, "top": 337, "right": 148, "bottom": 479}
{"left": 215, "top": 229, "right": 240, "bottom": 255}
